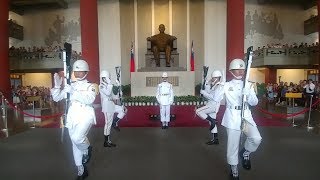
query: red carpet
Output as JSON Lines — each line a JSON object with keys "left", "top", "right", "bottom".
{"left": 43, "top": 105, "right": 290, "bottom": 128}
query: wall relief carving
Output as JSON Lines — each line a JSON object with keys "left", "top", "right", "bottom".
{"left": 45, "top": 15, "right": 80, "bottom": 46}
{"left": 245, "top": 10, "right": 284, "bottom": 40}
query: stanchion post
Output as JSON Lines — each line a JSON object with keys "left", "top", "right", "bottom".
{"left": 1, "top": 95, "right": 9, "bottom": 137}
{"left": 291, "top": 98, "right": 297, "bottom": 127}
{"left": 307, "top": 95, "right": 314, "bottom": 131}
{"left": 31, "top": 100, "right": 36, "bottom": 128}
{"left": 286, "top": 93, "right": 302, "bottom": 127}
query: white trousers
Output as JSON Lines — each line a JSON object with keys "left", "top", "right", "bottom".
{"left": 196, "top": 105, "right": 217, "bottom": 133}
{"left": 68, "top": 120, "right": 93, "bottom": 166}
{"left": 160, "top": 105, "right": 170, "bottom": 123}
{"left": 103, "top": 105, "right": 126, "bottom": 135}
{"left": 226, "top": 123, "right": 262, "bottom": 165}
{"left": 103, "top": 112, "right": 114, "bottom": 136}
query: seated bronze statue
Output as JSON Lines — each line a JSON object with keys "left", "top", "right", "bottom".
{"left": 147, "top": 24, "right": 176, "bottom": 67}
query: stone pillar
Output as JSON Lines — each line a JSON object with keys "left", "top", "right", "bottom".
{"left": 318, "top": 0, "right": 320, "bottom": 82}
{"left": 226, "top": 0, "right": 244, "bottom": 81}
{"left": 80, "top": 0, "right": 100, "bottom": 84}
{"left": 0, "top": 0, "right": 10, "bottom": 98}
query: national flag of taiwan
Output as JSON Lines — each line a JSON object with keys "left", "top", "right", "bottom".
{"left": 190, "top": 40, "right": 195, "bottom": 71}
{"left": 130, "top": 42, "right": 135, "bottom": 72}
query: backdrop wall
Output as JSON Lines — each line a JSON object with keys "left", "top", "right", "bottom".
{"left": 8, "top": 0, "right": 317, "bottom": 86}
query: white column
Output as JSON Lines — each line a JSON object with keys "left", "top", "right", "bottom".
{"left": 152, "top": 0, "right": 155, "bottom": 35}
{"left": 134, "top": 0, "right": 138, "bottom": 70}
{"left": 169, "top": 0, "right": 172, "bottom": 35}
{"left": 187, "top": 0, "right": 190, "bottom": 71}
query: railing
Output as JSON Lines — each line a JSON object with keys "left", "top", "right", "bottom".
{"left": 0, "top": 90, "right": 65, "bottom": 138}
{"left": 9, "top": 51, "right": 63, "bottom": 60}
{"left": 252, "top": 46, "right": 319, "bottom": 67}
{"left": 9, "top": 51, "right": 80, "bottom": 70}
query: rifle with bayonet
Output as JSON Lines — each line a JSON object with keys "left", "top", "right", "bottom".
{"left": 240, "top": 46, "right": 254, "bottom": 132}
{"left": 61, "top": 42, "right": 72, "bottom": 143}
{"left": 195, "top": 66, "right": 209, "bottom": 114}
{"left": 115, "top": 66, "right": 123, "bottom": 106}
{"left": 200, "top": 66, "right": 209, "bottom": 103}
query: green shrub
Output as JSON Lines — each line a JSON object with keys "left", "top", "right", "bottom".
{"left": 122, "top": 84, "right": 131, "bottom": 96}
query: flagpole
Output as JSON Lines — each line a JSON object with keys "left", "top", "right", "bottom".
{"left": 130, "top": 41, "right": 135, "bottom": 75}
{"left": 190, "top": 40, "right": 195, "bottom": 72}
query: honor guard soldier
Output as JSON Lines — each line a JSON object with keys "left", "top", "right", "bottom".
{"left": 51, "top": 59, "right": 98, "bottom": 180}
{"left": 196, "top": 70, "right": 223, "bottom": 145}
{"left": 99, "top": 70, "right": 127, "bottom": 148}
{"left": 156, "top": 72, "right": 174, "bottom": 129}
{"left": 303, "top": 79, "right": 315, "bottom": 108}
{"left": 213, "top": 59, "right": 262, "bottom": 180}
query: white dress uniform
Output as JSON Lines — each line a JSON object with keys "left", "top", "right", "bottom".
{"left": 196, "top": 81, "right": 223, "bottom": 134}
{"left": 51, "top": 79, "right": 97, "bottom": 167}
{"left": 213, "top": 79, "right": 262, "bottom": 165}
{"left": 99, "top": 70, "right": 126, "bottom": 147}
{"left": 156, "top": 73, "right": 174, "bottom": 127}
{"left": 304, "top": 82, "right": 315, "bottom": 94}
{"left": 304, "top": 81, "right": 316, "bottom": 108}
{"left": 100, "top": 82, "right": 126, "bottom": 136}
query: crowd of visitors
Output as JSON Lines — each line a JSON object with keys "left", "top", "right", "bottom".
{"left": 11, "top": 85, "right": 52, "bottom": 108}
{"left": 261, "top": 79, "right": 319, "bottom": 108}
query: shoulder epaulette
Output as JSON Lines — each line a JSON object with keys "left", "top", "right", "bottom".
{"left": 87, "top": 83, "right": 99, "bottom": 95}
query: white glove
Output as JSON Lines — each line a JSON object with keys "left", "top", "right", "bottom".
{"left": 115, "top": 80, "right": 121, "bottom": 86}
{"left": 200, "top": 90, "right": 206, "bottom": 95}
{"left": 64, "top": 84, "right": 74, "bottom": 94}
{"left": 242, "top": 88, "right": 250, "bottom": 96}
{"left": 106, "top": 78, "right": 111, "bottom": 84}
{"left": 54, "top": 73, "right": 63, "bottom": 88}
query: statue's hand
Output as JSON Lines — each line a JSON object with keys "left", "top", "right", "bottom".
{"left": 147, "top": 37, "right": 151, "bottom": 41}
{"left": 172, "top": 36, "right": 177, "bottom": 40}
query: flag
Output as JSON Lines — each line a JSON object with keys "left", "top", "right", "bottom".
{"left": 190, "top": 40, "right": 195, "bottom": 71}
{"left": 130, "top": 42, "right": 135, "bottom": 73}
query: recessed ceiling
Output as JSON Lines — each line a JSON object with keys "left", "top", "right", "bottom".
{"left": 9, "top": 0, "right": 317, "bottom": 15}
{"left": 10, "top": 0, "right": 69, "bottom": 15}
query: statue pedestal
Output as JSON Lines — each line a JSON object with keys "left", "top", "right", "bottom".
{"left": 131, "top": 71, "right": 195, "bottom": 96}
{"left": 138, "top": 66, "right": 186, "bottom": 72}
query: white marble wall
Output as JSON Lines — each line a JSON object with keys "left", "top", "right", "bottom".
{"left": 98, "top": 0, "right": 122, "bottom": 84}
{"left": 204, "top": 0, "right": 227, "bottom": 84}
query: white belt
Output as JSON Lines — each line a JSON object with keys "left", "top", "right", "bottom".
{"left": 161, "top": 94, "right": 169, "bottom": 96}
{"left": 227, "top": 105, "right": 247, "bottom": 110}
{"left": 106, "top": 97, "right": 113, "bottom": 101}
{"left": 70, "top": 101, "right": 93, "bottom": 108}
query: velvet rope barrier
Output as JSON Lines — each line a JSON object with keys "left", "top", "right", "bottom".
{"left": 1, "top": 95, "right": 63, "bottom": 119}
{"left": 256, "top": 98, "right": 320, "bottom": 118}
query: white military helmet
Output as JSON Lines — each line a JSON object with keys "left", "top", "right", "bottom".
{"left": 73, "top": 59, "right": 89, "bottom": 72}
{"left": 100, "top": 70, "right": 110, "bottom": 79}
{"left": 229, "top": 59, "right": 245, "bottom": 70}
{"left": 162, "top": 72, "right": 168, "bottom": 78}
{"left": 211, "top": 70, "right": 222, "bottom": 78}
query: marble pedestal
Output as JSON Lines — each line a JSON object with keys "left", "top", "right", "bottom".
{"left": 131, "top": 71, "right": 195, "bottom": 96}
